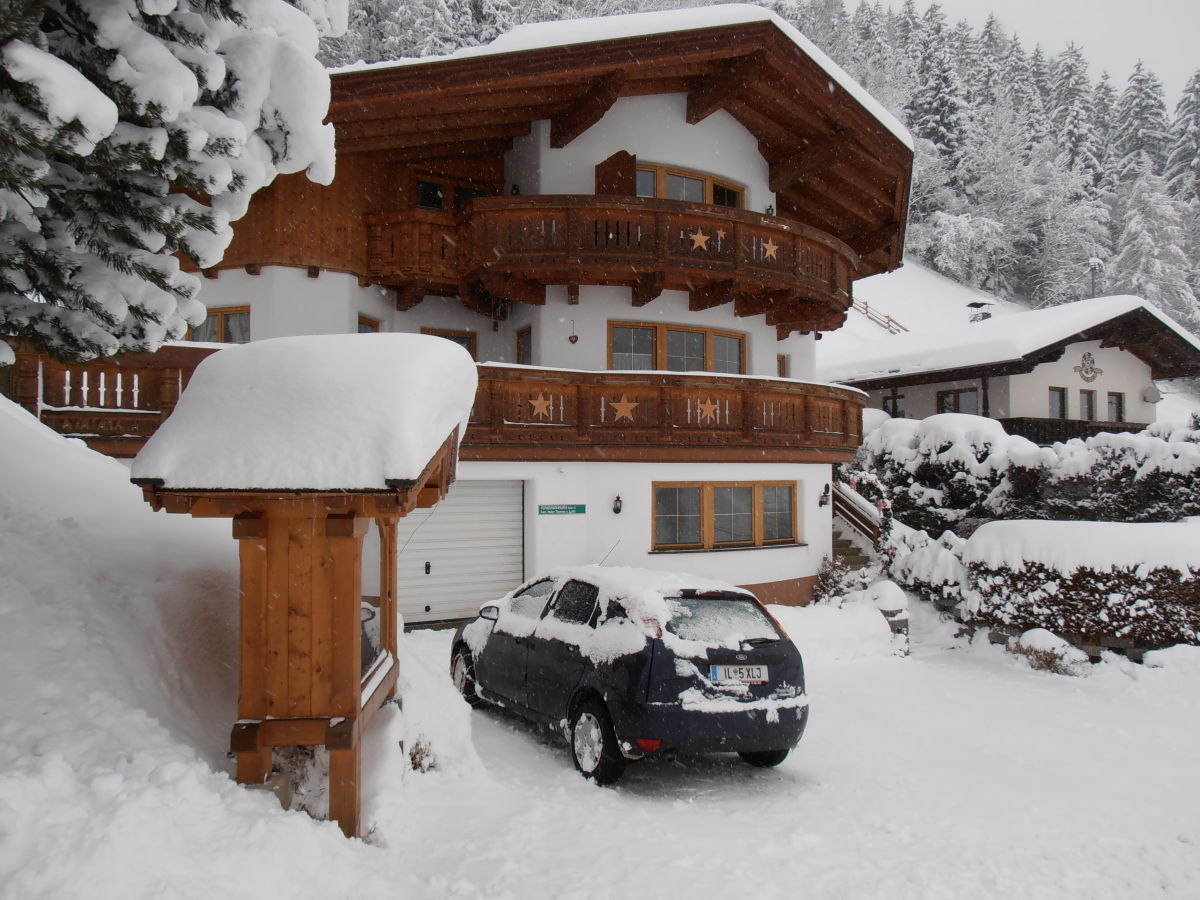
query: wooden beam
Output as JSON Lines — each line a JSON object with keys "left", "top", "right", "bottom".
{"left": 395, "top": 280, "right": 428, "bottom": 311}
{"left": 631, "top": 272, "right": 665, "bottom": 307}
{"left": 550, "top": 71, "right": 626, "bottom": 148}
{"left": 689, "top": 279, "right": 735, "bottom": 311}
{"left": 481, "top": 271, "right": 546, "bottom": 305}
{"left": 769, "top": 131, "right": 851, "bottom": 192}
{"left": 686, "top": 51, "right": 766, "bottom": 124}
{"left": 847, "top": 221, "right": 901, "bottom": 257}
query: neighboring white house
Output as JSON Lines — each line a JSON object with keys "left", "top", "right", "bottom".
{"left": 818, "top": 295, "right": 1200, "bottom": 446}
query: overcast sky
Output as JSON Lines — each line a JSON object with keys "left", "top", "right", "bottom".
{"left": 882, "top": 0, "right": 1198, "bottom": 106}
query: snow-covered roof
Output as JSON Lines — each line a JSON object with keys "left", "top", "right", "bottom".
{"left": 132, "top": 333, "right": 478, "bottom": 491}
{"left": 333, "top": 4, "right": 911, "bottom": 150}
{"left": 819, "top": 295, "right": 1200, "bottom": 385}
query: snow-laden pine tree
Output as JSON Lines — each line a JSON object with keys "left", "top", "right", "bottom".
{"left": 1, "top": 0, "right": 346, "bottom": 364}
{"left": 1112, "top": 61, "right": 1171, "bottom": 181}
{"left": 1165, "top": 70, "right": 1200, "bottom": 205}
{"left": 905, "top": 12, "right": 970, "bottom": 182}
{"left": 1107, "top": 160, "right": 1199, "bottom": 329}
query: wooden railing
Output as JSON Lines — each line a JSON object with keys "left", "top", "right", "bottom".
{"left": 832, "top": 482, "right": 881, "bottom": 544}
{"left": 852, "top": 298, "right": 907, "bottom": 334}
{"left": 462, "top": 364, "right": 865, "bottom": 463}
{"left": 2, "top": 343, "right": 219, "bottom": 457}
{"left": 366, "top": 196, "right": 858, "bottom": 311}
{"left": 997, "top": 417, "right": 1147, "bottom": 446}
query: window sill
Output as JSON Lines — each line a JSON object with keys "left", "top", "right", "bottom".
{"left": 650, "top": 542, "right": 806, "bottom": 555}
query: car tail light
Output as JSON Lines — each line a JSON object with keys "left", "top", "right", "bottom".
{"left": 634, "top": 738, "right": 662, "bottom": 753}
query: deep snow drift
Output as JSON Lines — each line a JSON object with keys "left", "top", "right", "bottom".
{"left": 2, "top": 396, "right": 1200, "bottom": 899}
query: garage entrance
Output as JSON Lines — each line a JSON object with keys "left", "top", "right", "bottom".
{"left": 396, "top": 479, "right": 525, "bottom": 625}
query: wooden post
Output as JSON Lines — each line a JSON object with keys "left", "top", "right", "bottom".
{"left": 234, "top": 512, "right": 272, "bottom": 784}
{"left": 329, "top": 747, "right": 362, "bottom": 838}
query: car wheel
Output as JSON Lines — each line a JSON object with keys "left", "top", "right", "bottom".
{"left": 570, "top": 699, "right": 626, "bottom": 785}
{"left": 450, "top": 645, "right": 483, "bottom": 707}
{"left": 738, "top": 748, "right": 790, "bottom": 768}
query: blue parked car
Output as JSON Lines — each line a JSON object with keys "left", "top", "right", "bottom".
{"left": 450, "top": 566, "right": 808, "bottom": 784}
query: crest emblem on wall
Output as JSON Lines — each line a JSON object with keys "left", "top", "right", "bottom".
{"left": 1073, "top": 352, "right": 1103, "bottom": 383}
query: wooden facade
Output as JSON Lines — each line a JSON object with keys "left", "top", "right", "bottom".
{"left": 134, "top": 433, "right": 459, "bottom": 837}
{"left": 193, "top": 19, "right": 912, "bottom": 337}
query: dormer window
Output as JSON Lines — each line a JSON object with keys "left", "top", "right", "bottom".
{"left": 635, "top": 164, "right": 743, "bottom": 209}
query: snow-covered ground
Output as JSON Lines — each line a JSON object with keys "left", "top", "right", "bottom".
{"left": 3, "top": 396, "right": 1200, "bottom": 899}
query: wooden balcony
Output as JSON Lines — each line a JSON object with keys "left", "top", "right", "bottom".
{"left": 1, "top": 343, "right": 219, "bottom": 457}
{"left": 462, "top": 364, "right": 865, "bottom": 464}
{"left": 5, "top": 350, "right": 864, "bottom": 463}
{"left": 366, "top": 196, "right": 858, "bottom": 334}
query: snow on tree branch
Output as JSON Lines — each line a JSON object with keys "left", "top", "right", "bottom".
{"left": 0, "top": 0, "right": 347, "bottom": 363}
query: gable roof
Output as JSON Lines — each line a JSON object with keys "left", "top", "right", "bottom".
{"left": 818, "top": 295, "right": 1200, "bottom": 386}
{"left": 328, "top": 5, "right": 913, "bottom": 278}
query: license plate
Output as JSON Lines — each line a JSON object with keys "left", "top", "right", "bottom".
{"left": 710, "top": 664, "right": 768, "bottom": 684}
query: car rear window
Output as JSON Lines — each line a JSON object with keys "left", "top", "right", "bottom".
{"left": 664, "top": 596, "right": 780, "bottom": 644}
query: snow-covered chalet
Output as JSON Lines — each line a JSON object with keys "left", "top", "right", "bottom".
{"left": 4, "top": 7, "right": 914, "bottom": 619}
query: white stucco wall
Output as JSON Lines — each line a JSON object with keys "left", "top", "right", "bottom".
{"left": 505, "top": 94, "right": 776, "bottom": 214}
{"left": 1008, "top": 340, "right": 1156, "bottom": 422}
{"left": 458, "top": 459, "right": 831, "bottom": 590}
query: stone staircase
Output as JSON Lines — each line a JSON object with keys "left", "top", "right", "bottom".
{"left": 832, "top": 526, "right": 872, "bottom": 569}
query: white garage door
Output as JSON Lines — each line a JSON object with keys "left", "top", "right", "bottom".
{"left": 396, "top": 479, "right": 525, "bottom": 625}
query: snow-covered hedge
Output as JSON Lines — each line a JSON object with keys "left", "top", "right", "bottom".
{"left": 891, "top": 519, "right": 1200, "bottom": 649}
{"left": 856, "top": 413, "right": 1200, "bottom": 534}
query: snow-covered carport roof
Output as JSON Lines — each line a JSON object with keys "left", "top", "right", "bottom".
{"left": 329, "top": 5, "right": 913, "bottom": 279}
{"left": 819, "top": 295, "right": 1200, "bottom": 389}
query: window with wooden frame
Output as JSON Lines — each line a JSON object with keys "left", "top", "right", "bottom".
{"left": 191, "top": 305, "right": 250, "bottom": 343}
{"left": 634, "top": 163, "right": 744, "bottom": 209}
{"left": 882, "top": 388, "right": 906, "bottom": 418}
{"left": 357, "top": 315, "right": 380, "bottom": 334}
{"left": 608, "top": 321, "right": 746, "bottom": 374}
{"left": 1079, "top": 389, "right": 1096, "bottom": 421}
{"left": 516, "top": 326, "right": 533, "bottom": 365}
{"left": 776, "top": 354, "right": 790, "bottom": 378}
{"left": 652, "top": 482, "right": 797, "bottom": 551}
{"left": 1048, "top": 386, "right": 1068, "bottom": 419}
{"left": 421, "top": 327, "right": 477, "bottom": 360}
{"left": 936, "top": 387, "right": 978, "bottom": 414}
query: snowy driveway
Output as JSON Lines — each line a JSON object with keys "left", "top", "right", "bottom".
{"left": 376, "top": 610, "right": 1200, "bottom": 899}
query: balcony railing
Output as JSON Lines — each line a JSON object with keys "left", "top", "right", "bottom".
{"left": 366, "top": 196, "right": 857, "bottom": 319}
{"left": 997, "top": 417, "right": 1147, "bottom": 446}
{"left": 5, "top": 350, "right": 864, "bottom": 463}
{"left": 463, "top": 364, "right": 864, "bottom": 463}
{"left": 2, "top": 343, "right": 219, "bottom": 457}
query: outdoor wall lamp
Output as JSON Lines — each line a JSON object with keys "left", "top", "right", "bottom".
{"left": 511, "top": 184, "right": 520, "bottom": 195}
{"left": 613, "top": 495, "right": 623, "bottom": 514}
{"left": 819, "top": 484, "right": 831, "bottom": 507}
{"left": 765, "top": 204, "right": 775, "bottom": 216}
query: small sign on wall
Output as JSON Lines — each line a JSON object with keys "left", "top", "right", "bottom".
{"left": 538, "top": 504, "right": 586, "bottom": 515}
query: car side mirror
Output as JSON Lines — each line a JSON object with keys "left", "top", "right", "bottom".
{"left": 480, "top": 605, "right": 499, "bottom": 622}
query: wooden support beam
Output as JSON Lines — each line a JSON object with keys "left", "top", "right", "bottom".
{"left": 329, "top": 747, "right": 361, "bottom": 838}
{"left": 686, "top": 51, "right": 766, "bottom": 125}
{"left": 847, "top": 221, "right": 901, "bottom": 257}
{"left": 689, "top": 279, "right": 735, "bottom": 312}
{"left": 631, "top": 272, "right": 665, "bottom": 307}
{"left": 395, "top": 280, "right": 428, "bottom": 311}
{"left": 481, "top": 272, "right": 545, "bottom": 305}
{"left": 550, "top": 71, "right": 626, "bottom": 148}
{"left": 769, "top": 131, "right": 851, "bottom": 192}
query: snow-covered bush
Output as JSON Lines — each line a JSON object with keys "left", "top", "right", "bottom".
{"left": 888, "top": 527, "right": 968, "bottom": 611}
{"left": 1, "top": 0, "right": 347, "bottom": 363}
{"left": 1010, "top": 628, "right": 1091, "bottom": 676}
{"left": 854, "top": 414, "right": 1053, "bottom": 535}
{"left": 855, "top": 413, "right": 1200, "bottom": 531}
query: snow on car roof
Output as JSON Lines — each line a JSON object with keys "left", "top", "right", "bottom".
{"left": 333, "top": 4, "right": 911, "bottom": 151}
{"left": 132, "top": 333, "right": 477, "bottom": 491}
{"left": 539, "top": 565, "right": 751, "bottom": 602}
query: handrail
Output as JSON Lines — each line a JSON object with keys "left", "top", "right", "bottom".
{"left": 852, "top": 298, "right": 907, "bottom": 334}
{"left": 832, "top": 481, "right": 881, "bottom": 544}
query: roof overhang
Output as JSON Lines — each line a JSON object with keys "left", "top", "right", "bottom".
{"left": 329, "top": 19, "right": 913, "bottom": 278}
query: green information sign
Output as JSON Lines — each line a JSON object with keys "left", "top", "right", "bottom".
{"left": 538, "top": 504, "right": 586, "bottom": 515}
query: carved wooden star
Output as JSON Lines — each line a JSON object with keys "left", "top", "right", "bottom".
{"left": 763, "top": 238, "right": 779, "bottom": 260}
{"left": 529, "top": 392, "right": 552, "bottom": 419}
{"left": 698, "top": 397, "right": 720, "bottom": 422}
{"left": 716, "top": 228, "right": 727, "bottom": 241}
{"left": 689, "top": 228, "right": 711, "bottom": 251}
{"left": 610, "top": 394, "right": 639, "bottom": 423}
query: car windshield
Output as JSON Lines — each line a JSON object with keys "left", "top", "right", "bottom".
{"left": 663, "top": 595, "right": 780, "bottom": 644}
